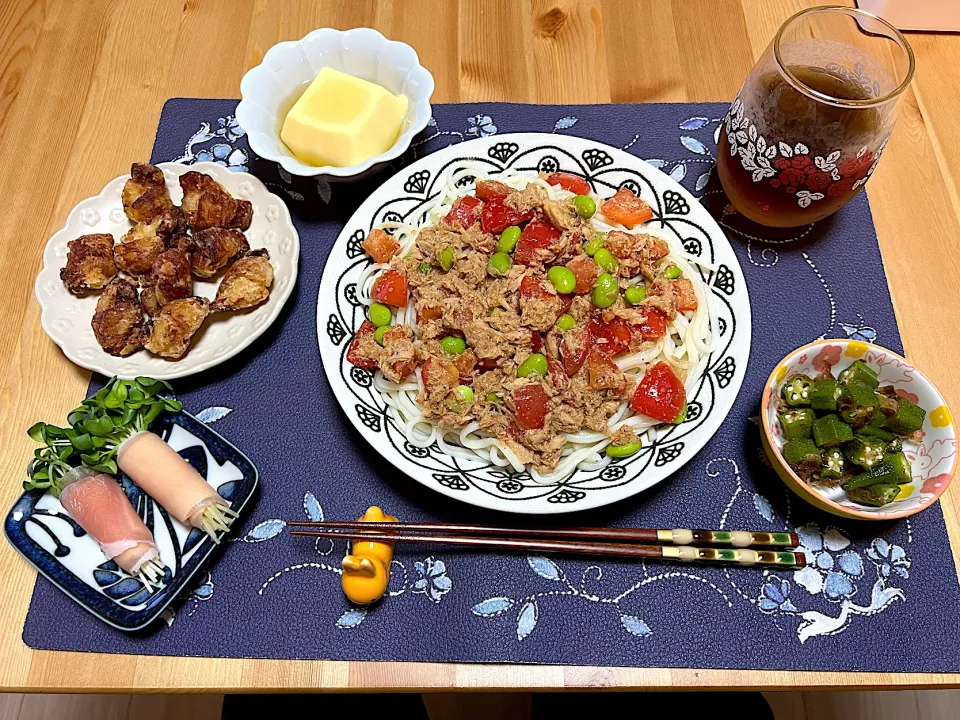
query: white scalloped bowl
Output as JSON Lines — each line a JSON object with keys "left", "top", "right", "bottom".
{"left": 236, "top": 27, "right": 434, "bottom": 180}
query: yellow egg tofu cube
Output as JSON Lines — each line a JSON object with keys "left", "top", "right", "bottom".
{"left": 280, "top": 67, "right": 409, "bottom": 168}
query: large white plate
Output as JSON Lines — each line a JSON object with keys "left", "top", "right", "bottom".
{"left": 35, "top": 162, "right": 299, "bottom": 380}
{"left": 317, "top": 134, "right": 751, "bottom": 514}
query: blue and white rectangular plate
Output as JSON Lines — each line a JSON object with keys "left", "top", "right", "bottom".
{"left": 3, "top": 411, "right": 258, "bottom": 631}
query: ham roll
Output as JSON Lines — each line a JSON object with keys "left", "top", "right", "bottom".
{"left": 117, "top": 431, "right": 238, "bottom": 542}
{"left": 58, "top": 467, "right": 165, "bottom": 588}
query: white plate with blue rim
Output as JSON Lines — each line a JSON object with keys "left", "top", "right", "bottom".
{"left": 316, "top": 133, "right": 751, "bottom": 514}
{"left": 3, "top": 411, "right": 258, "bottom": 631}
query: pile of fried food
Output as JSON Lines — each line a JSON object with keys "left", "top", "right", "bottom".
{"left": 60, "top": 163, "right": 275, "bottom": 360}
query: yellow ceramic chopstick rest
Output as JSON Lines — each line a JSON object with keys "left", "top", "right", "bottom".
{"left": 341, "top": 506, "right": 398, "bottom": 604}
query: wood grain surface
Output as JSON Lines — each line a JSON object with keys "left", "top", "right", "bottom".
{"left": 1, "top": 0, "right": 958, "bottom": 693}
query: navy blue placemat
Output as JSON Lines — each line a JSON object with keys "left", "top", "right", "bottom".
{"left": 22, "top": 100, "right": 960, "bottom": 672}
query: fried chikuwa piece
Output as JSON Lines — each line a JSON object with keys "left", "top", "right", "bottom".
{"left": 144, "top": 297, "right": 210, "bottom": 359}
{"left": 210, "top": 249, "right": 274, "bottom": 312}
{"left": 190, "top": 228, "right": 249, "bottom": 278}
{"left": 91, "top": 277, "right": 145, "bottom": 356}
{"left": 122, "top": 163, "right": 174, "bottom": 223}
{"left": 113, "top": 217, "right": 170, "bottom": 276}
{"left": 60, "top": 234, "right": 117, "bottom": 294}
{"left": 150, "top": 248, "right": 193, "bottom": 308}
{"left": 179, "top": 171, "right": 253, "bottom": 231}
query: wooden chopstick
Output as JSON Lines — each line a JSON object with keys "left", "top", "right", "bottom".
{"left": 285, "top": 520, "right": 799, "bottom": 549}
{"left": 288, "top": 527, "right": 806, "bottom": 568}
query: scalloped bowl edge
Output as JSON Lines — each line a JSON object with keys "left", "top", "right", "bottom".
{"left": 236, "top": 27, "right": 435, "bottom": 179}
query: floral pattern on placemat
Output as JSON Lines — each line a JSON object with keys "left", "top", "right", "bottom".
{"left": 20, "top": 100, "right": 960, "bottom": 673}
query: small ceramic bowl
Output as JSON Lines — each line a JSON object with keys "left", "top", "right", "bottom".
{"left": 761, "top": 339, "right": 956, "bottom": 520}
{"left": 236, "top": 27, "right": 434, "bottom": 181}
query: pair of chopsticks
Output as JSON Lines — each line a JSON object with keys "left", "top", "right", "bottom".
{"left": 287, "top": 521, "right": 806, "bottom": 568}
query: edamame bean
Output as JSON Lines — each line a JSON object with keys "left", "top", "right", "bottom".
{"left": 594, "top": 248, "right": 618, "bottom": 273}
{"left": 663, "top": 265, "right": 681, "bottom": 280}
{"left": 555, "top": 314, "right": 576, "bottom": 331}
{"left": 547, "top": 265, "right": 576, "bottom": 294}
{"left": 606, "top": 440, "right": 642, "bottom": 458}
{"left": 573, "top": 195, "right": 596, "bottom": 219}
{"left": 486, "top": 392, "right": 503, "bottom": 404}
{"left": 374, "top": 325, "right": 391, "bottom": 346}
{"left": 583, "top": 233, "right": 605, "bottom": 257}
{"left": 488, "top": 251, "right": 512, "bottom": 276}
{"left": 419, "top": 262, "right": 432, "bottom": 274}
{"left": 624, "top": 285, "right": 647, "bottom": 306}
{"left": 438, "top": 246, "right": 454, "bottom": 271}
{"left": 517, "top": 353, "right": 548, "bottom": 378}
{"left": 497, "top": 225, "right": 522, "bottom": 253}
{"left": 448, "top": 385, "right": 475, "bottom": 413}
{"left": 368, "top": 302, "right": 392, "bottom": 327}
{"left": 592, "top": 273, "right": 619, "bottom": 308}
{"left": 440, "top": 336, "right": 467, "bottom": 355}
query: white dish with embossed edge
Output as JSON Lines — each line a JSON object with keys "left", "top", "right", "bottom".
{"left": 236, "top": 27, "right": 434, "bottom": 180}
{"left": 34, "top": 162, "right": 299, "bottom": 380}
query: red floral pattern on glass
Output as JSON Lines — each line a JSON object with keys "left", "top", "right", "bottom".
{"left": 724, "top": 98, "right": 886, "bottom": 209}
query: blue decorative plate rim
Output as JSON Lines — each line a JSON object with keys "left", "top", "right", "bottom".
{"left": 4, "top": 410, "right": 259, "bottom": 631}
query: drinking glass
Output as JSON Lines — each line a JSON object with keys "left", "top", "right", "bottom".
{"left": 717, "top": 6, "right": 914, "bottom": 227}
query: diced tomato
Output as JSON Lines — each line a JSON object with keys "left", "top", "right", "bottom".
{"left": 560, "top": 326, "right": 589, "bottom": 376}
{"left": 547, "top": 357, "right": 567, "bottom": 386}
{"left": 514, "top": 219, "right": 561, "bottom": 266}
{"left": 545, "top": 172, "right": 591, "bottom": 196}
{"left": 513, "top": 384, "right": 549, "bottom": 430}
{"left": 648, "top": 237, "right": 669, "bottom": 261}
{"left": 588, "top": 316, "right": 632, "bottom": 356}
{"left": 421, "top": 356, "right": 459, "bottom": 396}
{"left": 673, "top": 278, "right": 697, "bottom": 312}
{"left": 601, "top": 187, "right": 654, "bottom": 228}
{"left": 361, "top": 228, "right": 400, "bottom": 264}
{"left": 346, "top": 320, "right": 378, "bottom": 369}
{"left": 444, "top": 195, "right": 481, "bottom": 229}
{"left": 417, "top": 304, "right": 443, "bottom": 323}
{"left": 520, "top": 275, "right": 553, "bottom": 300}
{"left": 481, "top": 198, "right": 534, "bottom": 234}
{"left": 587, "top": 349, "right": 623, "bottom": 390}
{"left": 531, "top": 331, "right": 544, "bottom": 353}
{"left": 370, "top": 269, "right": 409, "bottom": 308}
{"left": 476, "top": 357, "right": 499, "bottom": 373}
{"left": 557, "top": 293, "right": 573, "bottom": 317}
{"left": 475, "top": 180, "right": 511, "bottom": 201}
{"left": 566, "top": 255, "right": 600, "bottom": 294}
{"left": 453, "top": 349, "right": 477, "bottom": 385}
{"left": 630, "top": 361, "right": 686, "bottom": 422}
{"left": 633, "top": 307, "right": 667, "bottom": 341}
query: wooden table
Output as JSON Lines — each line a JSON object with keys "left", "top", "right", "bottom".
{"left": 1, "top": 0, "right": 959, "bottom": 693}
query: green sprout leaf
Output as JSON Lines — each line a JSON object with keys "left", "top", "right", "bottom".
{"left": 27, "top": 422, "right": 47, "bottom": 443}
{"left": 71, "top": 433, "right": 94, "bottom": 452}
